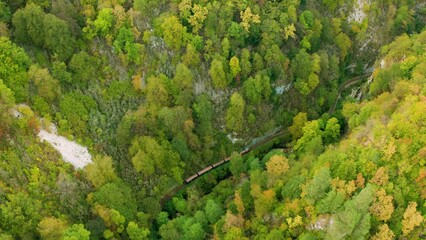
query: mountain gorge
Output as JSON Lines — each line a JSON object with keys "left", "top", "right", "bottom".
{"left": 0, "top": 0, "right": 425, "bottom": 239}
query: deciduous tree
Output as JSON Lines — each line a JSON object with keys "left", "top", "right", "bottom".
{"left": 240, "top": 7, "right": 260, "bottom": 32}
{"left": 127, "top": 222, "right": 150, "bottom": 240}
{"left": 266, "top": 155, "right": 289, "bottom": 178}
{"left": 85, "top": 155, "right": 118, "bottom": 188}
{"left": 402, "top": 202, "right": 423, "bottom": 236}
{"left": 369, "top": 189, "right": 394, "bottom": 221}
{"left": 38, "top": 217, "right": 68, "bottom": 240}
{"left": 226, "top": 92, "right": 245, "bottom": 132}
{"left": 209, "top": 59, "right": 228, "bottom": 89}
{"left": 205, "top": 199, "right": 224, "bottom": 224}
{"left": 63, "top": 224, "right": 90, "bottom": 240}
{"left": 372, "top": 224, "right": 394, "bottom": 240}
{"left": 161, "top": 16, "right": 187, "bottom": 50}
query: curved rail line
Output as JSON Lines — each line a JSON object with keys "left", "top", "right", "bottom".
{"left": 160, "top": 128, "right": 286, "bottom": 205}
{"left": 328, "top": 72, "right": 373, "bottom": 114}
{"left": 161, "top": 72, "right": 375, "bottom": 205}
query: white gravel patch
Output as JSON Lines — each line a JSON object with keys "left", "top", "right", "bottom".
{"left": 38, "top": 129, "right": 92, "bottom": 169}
{"left": 11, "top": 104, "right": 92, "bottom": 169}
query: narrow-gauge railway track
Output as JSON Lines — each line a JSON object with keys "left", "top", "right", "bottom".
{"left": 160, "top": 128, "right": 286, "bottom": 205}
{"left": 161, "top": 72, "right": 375, "bottom": 205}
{"left": 328, "top": 72, "right": 373, "bottom": 114}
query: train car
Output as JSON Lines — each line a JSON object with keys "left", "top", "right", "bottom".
{"left": 224, "top": 157, "right": 231, "bottom": 162}
{"left": 240, "top": 147, "right": 250, "bottom": 155}
{"left": 212, "top": 159, "right": 225, "bottom": 168}
{"left": 185, "top": 173, "right": 199, "bottom": 183}
{"left": 197, "top": 165, "right": 213, "bottom": 175}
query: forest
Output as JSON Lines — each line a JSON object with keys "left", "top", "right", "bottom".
{"left": 0, "top": 0, "right": 425, "bottom": 239}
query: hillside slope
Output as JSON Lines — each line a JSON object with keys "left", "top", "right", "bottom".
{"left": 158, "top": 30, "right": 426, "bottom": 240}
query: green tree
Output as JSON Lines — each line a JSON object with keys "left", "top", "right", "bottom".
{"left": 254, "top": 189, "right": 276, "bottom": 218}
{"left": 193, "top": 94, "right": 214, "bottom": 141}
{"left": 0, "top": 193, "right": 42, "bottom": 237}
{"left": 0, "top": 1, "right": 11, "bottom": 22}
{"left": 288, "top": 112, "right": 308, "bottom": 141}
{"left": 52, "top": 60, "right": 72, "bottom": 84}
{"left": 93, "top": 8, "right": 114, "bottom": 37}
{"left": 113, "top": 27, "right": 142, "bottom": 64}
{"left": 229, "top": 56, "right": 241, "bottom": 80}
{"left": 173, "top": 63, "right": 193, "bottom": 106}
{"left": 38, "top": 217, "right": 68, "bottom": 240}
{"left": 227, "top": 22, "right": 244, "bottom": 43}
{"left": 51, "top": 0, "right": 81, "bottom": 36}
{"left": 12, "top": 3, "right": 45, "bottom": 46}
{"left": 264, "top": 44, "right": 285, "bottom": 78}
{"left": 229, "top": 152, "right": 245, "bottom": 177}
{"left": 145, "top": 75, "right": 170, "bottom": 108}
{"left": 159, "top": 217, "right": 181, "bottom": 240}
{"left": 209, "top": 59, "right": 228, "bottom": 89}
{"left": 127, "top": 222, "right": 150, "bottom": 240}
{"left": 182, "top": 43, "right": 201, "bottom": 67}
{"left": 69, "top": 51, "right": 98, "bottom": 87}
{"left": 28, "top": 65, "right": 61, "bottom": 104}
{"left": 63, "top": 224, "right": 90, "bottom": 240}
{"left": 224, "top": 227, "right": 247, "bottom": 240}
{"left": 222, "top": 37, "right": 230, "bottom": 58}
{"left": 240, "top": 49, "right": 251, "bottom": 79}
{"left": 130, "top": 136, "right": 163, "bottom": 176}
{"left": 326, "top": 185, "right": 374, "bottom": 240}
{"left": 393, "top": 6, "right": 415, "bottom": 34}
{"left": 300, "top": 10, "right": 314, "bottom": 29}
{"left": 183, "top": 223, "right": 205, "bottom": 240}
{"left": 243, "top": 74, "right": 271, "bottom": 105}
{"left": 226, "top": 92, "right": 245, "bottom": 132}
{"left": 316, "top": 190, "right": 345, "bottom": 214}
{"left": 294, "top": 120, "right": 323, "bottom": 154}
{"left": 292, "top": 50, "right": 321, "bottom": 95}
{"left": 161, "top": 16, "right": 187, "bottom": 50}
{"left": 323, "top": 118, "right": 341, "bottom": 144}
{"left": 0, "top": 80, "right": 15, "bottom": 138}
{"left": 302, "top": 167, "right": 331, "bottom": 205}
{"left": 59, "top": 92, "right": 96, "bottom": 136}
{"left": 0, "top": 37, "right": 30, "bottom": 102}
{"left": 43, "top": 13, "right": 75, "bottom": 61}
{"left": 91, "top": 182, "right": 138, "bottom": 221}
{"left": 85, "top": 155, "right": 118, "bottom": 188}
{"left": 205, "top": 199, "right": 224, "bottom": 224}
{"left": 322, "top": 0, "right": 344, "bottom": 11}
{"left": 335, "top": 32, "right": 352, "bottom": 60}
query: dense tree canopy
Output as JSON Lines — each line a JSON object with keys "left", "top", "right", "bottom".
{"left": 0, "top": 0, "right": 424, "bottom": 239}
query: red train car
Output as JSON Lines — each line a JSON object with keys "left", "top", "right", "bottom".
{"left": 185, "top": 173, "right": 199, "bottom": 183}
{"left": 212, "top": 160, "right": 225, "bottom": 168}
{"left": 197, "top": 165, "right": 213, "bottom": 175}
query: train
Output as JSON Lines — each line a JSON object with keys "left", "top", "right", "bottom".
{"left": 183, "top": 147, "right": 251, "bottom": 184}
{"left": 240, "top": 147, "right": 250, "bottom": 155}
{"left": 182, "top": 144, "right": 260, "bottom": 184}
